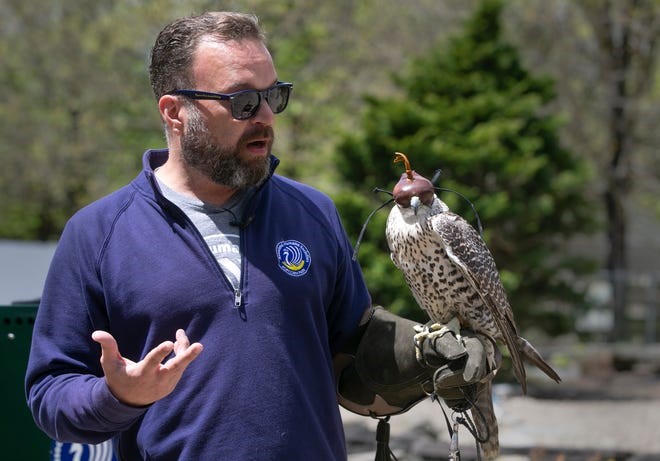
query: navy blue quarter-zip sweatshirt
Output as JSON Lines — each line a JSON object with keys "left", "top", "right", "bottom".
{"left": 26, "top": 149, "right": 371, "bottom": 460}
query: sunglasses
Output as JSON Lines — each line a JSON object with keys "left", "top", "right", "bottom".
{"left": 169, "top": 81, "right": 293, "bottom": 120}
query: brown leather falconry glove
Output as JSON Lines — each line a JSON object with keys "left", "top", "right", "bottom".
{"left": 336, "top": 306, "right": 500, "bottom": 416}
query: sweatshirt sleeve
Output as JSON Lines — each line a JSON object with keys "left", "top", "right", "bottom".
{"left": 25, "top": 215, "right": 147, "bottom": 443}
{"left": 325, "top": 206, "right": 372, "bottom": 355}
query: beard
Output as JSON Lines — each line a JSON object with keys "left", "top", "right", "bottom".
{"left": 180, "top": 105, "right": 273, "bottom": 189}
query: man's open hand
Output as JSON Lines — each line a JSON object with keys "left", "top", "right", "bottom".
{"left": 92, "top": 329, "right": 203, "bottom": 407}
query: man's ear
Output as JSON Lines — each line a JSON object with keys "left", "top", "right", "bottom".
{"left": 158, "top": 95, "right": 184, "bottom": 135}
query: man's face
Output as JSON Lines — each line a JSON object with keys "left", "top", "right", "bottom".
{"left": 180, "top": 38, "right": 279, "bottom": 189}
{"left": 180, "top": 102, "right": 273, "bottom": 189}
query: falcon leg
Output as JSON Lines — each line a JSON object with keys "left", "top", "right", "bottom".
{"left": 413, "top": 317, "right": 462, "bottom": 362}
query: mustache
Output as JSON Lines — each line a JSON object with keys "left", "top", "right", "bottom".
{"left": 240, "top": 126, "right": 274, "bottom": 144}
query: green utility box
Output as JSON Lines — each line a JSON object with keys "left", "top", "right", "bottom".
{"left": 2, "top": 303, "right": 116, "bottom": 460}
{"left": 1, "top": 303, "right": 51, "bottom": 459}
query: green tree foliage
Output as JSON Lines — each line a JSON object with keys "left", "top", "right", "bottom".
{"left": 0, "top": 0, "right": 176, "bottom": 240}
{"left": 334, "top": 0, "right": 598, "bottom": 332}
{"left": 0, "top": 0, "right": 473, "bottom": 241}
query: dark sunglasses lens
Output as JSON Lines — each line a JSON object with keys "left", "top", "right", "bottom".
{"left": 230, "top": 84, "right": 291, "bottom": 120}
{"left": 267, "top": 85, "right": 290, "bottom": 114}
{"left": 232, "top": 92, "right": 261, "bottom": 120}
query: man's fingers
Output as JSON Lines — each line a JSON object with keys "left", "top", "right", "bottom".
{"left": 174, "top": 328, "right": 190, "bottom": 353}
{"left": 142, "top": 340, "right": 176, "bottom": 368}
{"left": 92, "top": 330, "right": 117, "bottom": 349}
{"left": 92, "top": 330, "right": 123, "bottom": 363}
{"left": 93, "top": 329, "right": 202, "bottom": 375}
{"left": 144, "top": 330, "right": 203, "bottom": 371}
{"left": 165, "top": 340, "right": 203, "bottom": 371}
{"left": 172, "top": 329, "right": 204, "bottom": 367}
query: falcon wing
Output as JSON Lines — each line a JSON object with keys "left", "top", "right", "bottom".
{"left": 430, "top": 211, "right": 528, "bottom": 392}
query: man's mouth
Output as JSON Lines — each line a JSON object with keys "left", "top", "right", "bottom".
{"left": 244, "top": 137, "right": 271, "bottom": 156}
{"left": 242, "top": 126, "right": 274, "bottom": 155}
{"left": 247, "top": 140, "right": 268, "bottom": 149}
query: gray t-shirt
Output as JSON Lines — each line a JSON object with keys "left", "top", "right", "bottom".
{"left": 157, "top": 178, "right": 244, "bottom": 289}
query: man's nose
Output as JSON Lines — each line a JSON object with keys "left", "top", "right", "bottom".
{"left": 251, "top": 99, "right": 275, "bottom": 125}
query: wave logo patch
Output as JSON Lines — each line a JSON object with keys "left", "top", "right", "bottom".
{"left": 276, "top": 240, "right": 311, "bottom": 277}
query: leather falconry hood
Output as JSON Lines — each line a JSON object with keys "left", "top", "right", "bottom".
{"left": 392, "top": 152, "right": 435, "bottom": 208}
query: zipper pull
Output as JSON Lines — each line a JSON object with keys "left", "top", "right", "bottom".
{"left": 234, "top": 289, "right": 242, "bottom": 308}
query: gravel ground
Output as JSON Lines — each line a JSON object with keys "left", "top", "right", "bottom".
{"left": 342, "top": 359, "right": 660, "bottom": 461}
{"left": 342, "top": 395, "right": 660, "bottom": 460}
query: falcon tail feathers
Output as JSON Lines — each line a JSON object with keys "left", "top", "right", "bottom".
{"left": 517, "top": 336, "right": 562, "bottom": 384}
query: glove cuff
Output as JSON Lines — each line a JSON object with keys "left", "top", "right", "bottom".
{"left": 337, "top": 307, "right": 436, "bottom": 417}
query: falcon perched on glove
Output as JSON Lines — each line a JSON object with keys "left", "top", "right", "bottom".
{"left": 385, "top": 152, "right": 561, "bottom": 459}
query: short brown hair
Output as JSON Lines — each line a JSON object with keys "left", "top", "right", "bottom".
{"left": 149, "top": 12, "right": 266, "bottom": 100}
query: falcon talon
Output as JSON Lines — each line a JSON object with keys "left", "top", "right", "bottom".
{"left": 413, "top": 332, "right": 427, "bottom": 362}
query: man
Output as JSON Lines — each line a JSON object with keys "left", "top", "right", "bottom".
{"left": 26, "top": 12, "right": 495, "bottom": 460}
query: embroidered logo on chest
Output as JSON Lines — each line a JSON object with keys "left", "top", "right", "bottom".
{"left": 276, "top": 240, "right": 312, "bottom": 277}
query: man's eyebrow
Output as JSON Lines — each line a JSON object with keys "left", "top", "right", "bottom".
{"left": 219, "top": 80, "right": 279, "bottom": 93}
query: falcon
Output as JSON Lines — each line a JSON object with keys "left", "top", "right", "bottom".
{"left": 385, "top": 152, "right": 561, "bottom": 459}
